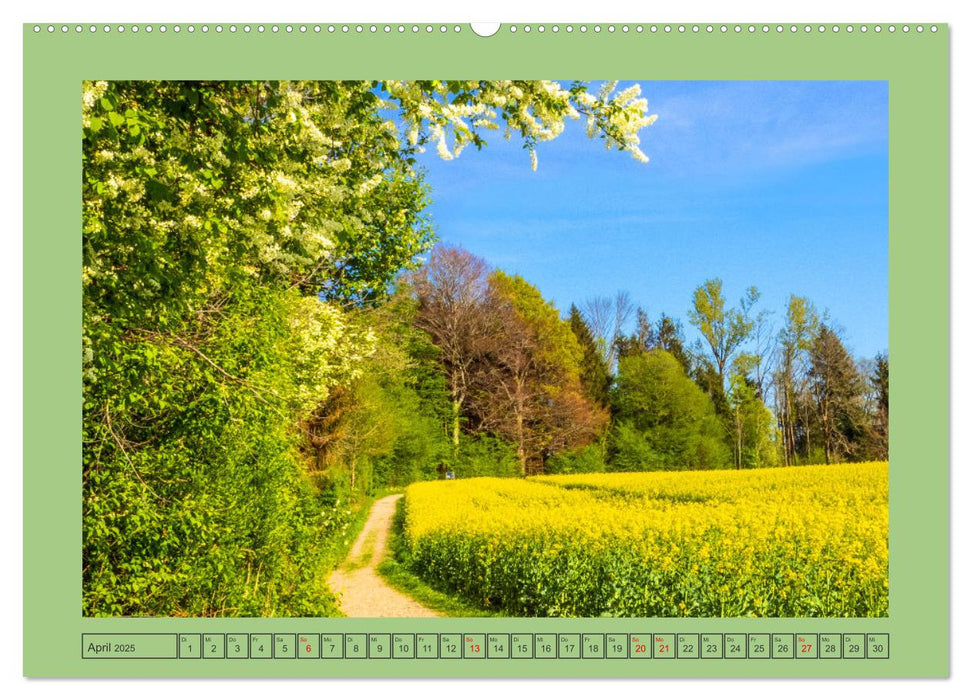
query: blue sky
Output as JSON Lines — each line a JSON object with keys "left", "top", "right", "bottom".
{"left": 413, "top": 81, "right": 888, "bottom": 360}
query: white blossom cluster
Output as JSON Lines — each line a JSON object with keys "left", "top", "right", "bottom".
{"left": 383, "top": 79, "right": 656, "bottom": 170}
{"left": 284, "top": 295, "right": 376, "bottom": 415}
{"left": 81, "top": 80, "right": 109, "bottom": 126}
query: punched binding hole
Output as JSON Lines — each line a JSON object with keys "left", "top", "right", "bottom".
{"left": 471, "top": 22, "right": 501, "bottom": 37}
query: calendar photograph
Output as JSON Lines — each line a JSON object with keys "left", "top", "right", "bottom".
{"left": 82, "top": 79, "right": 889, "bottom": 619}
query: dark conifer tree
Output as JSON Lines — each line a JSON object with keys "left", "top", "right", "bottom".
{"left": 807, "top": 325, "right": 869, "bottom": 463}
{"left": 569, "top": 304, "right": 612, "bottom": 407}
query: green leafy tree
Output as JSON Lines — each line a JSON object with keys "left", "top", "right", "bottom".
{"left": 471, "top": 271, "right": 607, "bottom": 475}
{"left": 365, "top": 289, "right": 454, "bottom": 486}
{"left": 544, "top": 443, "right": 609, "bottom": 474}
{"left": 609, "top": 421, "right": 662, "bottom": 472}
{"left": 688, "top": 279, "right": 760, "bottom": 386}
{"left": 303, "top": 290, "right": 453, "bottom": 490}
{"left": 610, "top": 350, "right": 730, "bottom": 470}
{"left": 773, "top": 295, "right": 820, "bottom": 465}
{"left": 726, "top": 354, "right": 779, "bottom": 469}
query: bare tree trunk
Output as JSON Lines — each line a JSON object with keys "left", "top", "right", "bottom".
{"left": 803, "top": 400, "right": 812, "bottom": 463}
{"left": 785, "top": 389, "right": 796, "bottom": 466}
{"left": 451, "top": 398, "right": 461, "bottom": 447}
{"left": 737, "top": 414, "right": 743, "bottom": 469}
{"left": 733, "top": 407, "right": 742, "bottom": 469}
{"left": 516, "top": 382, "right": 526, "bottom": 477}
{"left": 775, "top": 383, "right": 790, "bottom": 467}
{"left": 822, "top": 402, "right": 833, "bottom": 464}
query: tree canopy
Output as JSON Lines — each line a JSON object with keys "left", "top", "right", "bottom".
{"left": 688, "top": 279, "right": 760, "bottom": 383}
{"left": 610, "top": 350, "right": 730, "bottom": 471}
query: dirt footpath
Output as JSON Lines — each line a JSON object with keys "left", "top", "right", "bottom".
{"left": 327, "top": 493, "right": 440, "bottom": 617}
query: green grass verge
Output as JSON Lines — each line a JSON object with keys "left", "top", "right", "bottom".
{"left": 376, "top": 496, "right": 498, "bottom": 618}
{"left": 315, "top": 490, "right": 380, "bottom": 617}
{"left": 322, "top": 494, "right": 375, "bottom": 569}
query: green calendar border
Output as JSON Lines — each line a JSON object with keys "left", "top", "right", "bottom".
{"left": 23, "top": 22, "right": 948, "bottom": 678}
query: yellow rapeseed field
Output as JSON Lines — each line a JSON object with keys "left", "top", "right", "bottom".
{"left": 402, "top": 462, "right": 888, "bottom": 617}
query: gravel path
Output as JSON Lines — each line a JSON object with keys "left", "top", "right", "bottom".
{"left": 328, "top": 493, "right": 440, "bottom": 618}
